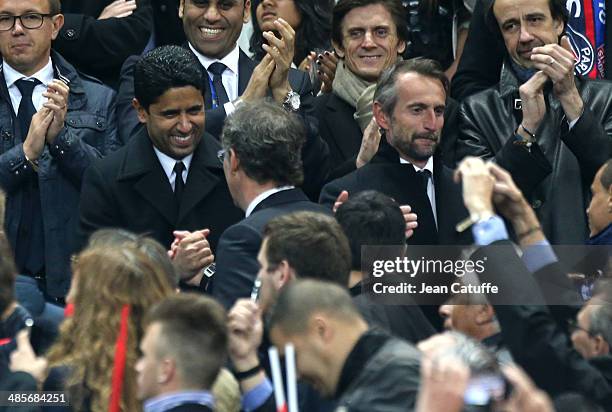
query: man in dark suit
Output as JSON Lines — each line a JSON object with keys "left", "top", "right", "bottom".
{"left": 136, "top": 294, "right": 228, "bottom": 412}
{"left": 320, "top": 59, "right": 471, "bottom": 246}
{"left": 209, "top": 100, "right": 330, "bottom": 309}
{"left": 78, "top": 46, "right": 243, "bottom": 284}
{"left": 117, "top": 0, "right": 329, "bottom": 198}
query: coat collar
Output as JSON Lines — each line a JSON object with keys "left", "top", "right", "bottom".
{"left": 117, "top": 127, "right": 225, "bottom": 225}
{"left": 251, "top": 188, "right": 310, "bottom": 215}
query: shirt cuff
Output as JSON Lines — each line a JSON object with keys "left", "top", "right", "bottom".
{"left": 223, "top": 101, "right": 235, "bottom": 116}
{"left": 522, "top": 239, "right": 558, "bottom": 273}
{"left": 242, "top": 378, "right": 273, "bottom": 412}
{"left": 568, "top": 114, "right": 581, "bottom": 130}
{"left": 472, "top": 215, "right": 509, "bottom": 246}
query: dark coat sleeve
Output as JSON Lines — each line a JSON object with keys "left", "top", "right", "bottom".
{"left": 450, "top": 0, "right": 504, "bottom": 101}
{"left": 116, "top": 55, "right": 142, "bottom": 145}
{"left": 210, "top": 223, "right": 262, "bottom": 310}
{"left": 456, "top": 99, "right": 552, "bottom": 197}
{"left": 476, "top": 241, "right": 612, "bottom": 408}
{"left": 77, "top": 159, "right": 120, "bottom": 250}
{"left": 54, "top": 0, "right": 153, "bottom": 87}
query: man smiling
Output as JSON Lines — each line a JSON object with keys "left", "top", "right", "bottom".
{"left": 78, "top": 46, "right": 243, "bottom": 285}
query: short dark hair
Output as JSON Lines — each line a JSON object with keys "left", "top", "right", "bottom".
{"left": 336, "top": 191, "right": 405, "bottom": 270}
{"left": 268, "top": 279, "right": 361, "bottom": 335}
{"left": 146, "top": 294, "right": 228, "bottom": 389}
{"left": 374, "top": 58, "right": 449, "bottom": 116}
{"left": 486, "top": 0, "right": 569, "bottom": 45}
{"left": 600, "top": 159, "right": 612, "bottom": 190}
{"left": 222, "top": 100, "right": 305, "bottom": 186}
{"left": 48, "top": 0, "right": 61, "bottom": 14}
{"left": 134, "top": 45, "right": 203, "bottom": 110}
{"left": 263, "top": 211, "right": 351, "bottom": 287}
{"left": 332, "top": 0, "right": 408, "bottom": 47}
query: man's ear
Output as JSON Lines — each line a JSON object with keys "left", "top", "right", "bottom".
{"left": 278, "top": 260, "right": 295, "bottom": 287}
{"left": 372, "top": 101, "right": 390, "bottom": 131}
{"left": 229, "top": 148, "right": 241, "bottom": 174}
{"left": 178, "top": 0, "right": 185, "bottom": 18}
{"left": 607, "top": 185, "right": 612, "bottom": 213}
{"left": 133, "top": 98, "right": 148, "bottom": 124}
{"left": 475, "top": 304, "right": 494, "bottom": 325}
{"left": 243, "top": 0, "right": 252, "bottom": 23}
{"left": 332, "top": 40, "right": 345, "bottom": 59}
{"left": 158, "top": 358, "right": 176, "bottom": 385}
{"left": 50, "top": 14, "right": 64, "bottom": 40}
{"left": 396, "top": 39, "right": 406, "bottom": 55}
{"left": 594, "top": 335, "right": 610, "bottom": 356}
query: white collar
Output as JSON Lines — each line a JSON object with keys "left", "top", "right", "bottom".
{"left": 245, "top": 186, "right": 295, "bottom": 217}
{"left": 399, "top": 155, "right": 434, "bottom": 175}
{"left": 153, "top": 147, "right": 193, "bottom": 181}
{"left": 188, "top": 43, "right": 240, "bottom": 76}
{"left": 3, "top": 57, "right": 54, "bottom": 88}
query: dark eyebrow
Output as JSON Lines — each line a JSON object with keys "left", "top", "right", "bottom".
{"left": 525, "top": 12, "right": 546, "bottom": 19}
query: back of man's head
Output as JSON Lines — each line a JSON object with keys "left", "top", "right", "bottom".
{"left": 263, "top": 211, "right": 351, "bottom": 286}
{"left": 222, "top": 100, "right": 305, "bottom": 187}
{"left": 134, "top": 45, "right": 203, "bottom": 111}
{"left": 268, "top": 279, "right": 363, "bottom": 336}
{"left": 145, "top": 294, "right": 228, "bottom": 390}
{"left": 336, "top": 191, "right": 405, "bottom": 271}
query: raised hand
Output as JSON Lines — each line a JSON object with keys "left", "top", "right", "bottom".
{"left": 98, "top": 0, "right": 137, "bottom": 19}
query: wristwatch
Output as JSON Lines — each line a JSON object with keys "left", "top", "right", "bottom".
{"left": 283, "top": 90, "right": 300, "bottom": 112}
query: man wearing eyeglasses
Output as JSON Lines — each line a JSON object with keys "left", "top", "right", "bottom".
{"left": 0, "top": 0, "right": 118, "bottom": 302}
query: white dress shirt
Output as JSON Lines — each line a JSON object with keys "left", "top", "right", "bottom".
{"left": 153, "top": 147, "right": 193, "bottom": 191}
{"left": 189, "top": 42, "right": 240, "bottom": 115}
{"left": 245, "top": 186, "right": 295, "bottom": 218}
{"left": 3, "top": 58, "right": 54, "bottom": 115}
{"left": 400, "top": 156, "right": 437, "bottom": 226}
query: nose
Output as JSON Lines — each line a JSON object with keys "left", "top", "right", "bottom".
{"left": 423, "top": 109, "right": 437, "bottom": 131}
{"left": 518, "top": 24, "right": 535, "bottom": 43}
{"left": 176, "top": 114, "right": 193, "bottom": 134}
{"left": 204, "top": 3, "right": 222, "bottom": 22}
{"left": 11, "top": 17, "right": 26, "bottom": 35}
{"left": 361, "top": 30, "right": 376, "bottom": 48}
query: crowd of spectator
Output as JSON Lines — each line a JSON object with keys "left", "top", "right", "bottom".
{"left": 0, "top": 0, "right": 611, "bottom": 411}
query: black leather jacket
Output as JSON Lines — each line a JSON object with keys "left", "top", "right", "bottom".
{"left": 456, "top": 66, "right": 612, "bottom": 244}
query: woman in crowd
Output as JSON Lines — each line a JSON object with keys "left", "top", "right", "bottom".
{"left": 44, "top": 242, "right": 175, "bottom": 411}
{"left": 249, "top": 0, "right": 333, "bottom": 71}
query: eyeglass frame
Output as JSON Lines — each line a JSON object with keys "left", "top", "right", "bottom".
{"left": 567, "top": 318, "right": 595, "bottom": 336}
{"left": 0, "top": 13, "right": 57, "bottom": 31}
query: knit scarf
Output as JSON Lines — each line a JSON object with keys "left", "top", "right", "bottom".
{"left": 332, "top": 61, "right": 377, "bottom": 132}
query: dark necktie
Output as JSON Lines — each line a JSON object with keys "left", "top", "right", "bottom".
{"left": 174, "top": 161, "right": 185, "bottom": 204}
{"left": 15, "top": 78, "right": 40, "bottom": 140}
{"left": 208, "top": 62, "right": 230, "bottom": 108}
{"left": 418, "top": 169, "right": 432, "bottom": 195}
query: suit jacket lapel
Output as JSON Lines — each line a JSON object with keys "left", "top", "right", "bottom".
{"left": 178, "top": 135, "right": 225, "bottom": 222}
{"left": 238, "top": 50, "right": 256, "bottom": 95}
{"left": 119, "top": 129, "right": 178, "bottom": 225}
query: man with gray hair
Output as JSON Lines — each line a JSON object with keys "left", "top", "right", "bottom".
{"left": 320, "top": 59, "right": 471, "bottom": 246}
{"left": 209, "top": 100, "right": 330, "bottom": 309}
